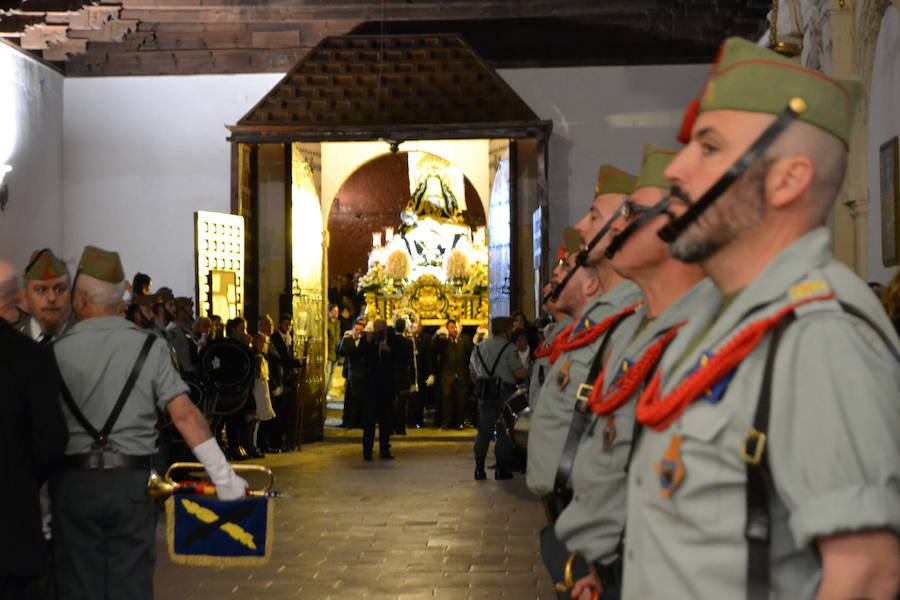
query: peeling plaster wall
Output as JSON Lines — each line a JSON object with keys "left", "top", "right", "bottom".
{"left": 0, "top": 43, "right": 64, "bottom": 269}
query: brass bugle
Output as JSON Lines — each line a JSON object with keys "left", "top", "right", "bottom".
{"left": 147, "top": 462, "right": 274, "bottom": 501}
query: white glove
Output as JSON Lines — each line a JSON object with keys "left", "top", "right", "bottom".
{"left": 410, "top": 383, "right": 419, "bottom": 393}
{"left": 192, "top": 438, "right": 249, "bottom": 501}
{"left": 425, "top": 375, "right": 435, "bottom": 387}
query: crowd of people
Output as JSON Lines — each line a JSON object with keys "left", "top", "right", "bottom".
{"left": 4, "top": 33, "right": 900, "bottom": 600}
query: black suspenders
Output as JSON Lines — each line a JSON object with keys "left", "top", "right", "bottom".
{"left": 743, "top": 304, "right": 900, "bottom": 600}
{"left": 58, "top": 334, "right": 157, "bottom": 449}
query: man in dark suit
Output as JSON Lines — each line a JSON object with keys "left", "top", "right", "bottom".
{"left": 390, "top": 319, "right": 415, "bottom": 435}
{"left": 268, "top": 314, "right": 304, "bottom": 450}
{"left": 429, "top": 319, "right": 474, "bottom": 429}
{"left": 0, "top": 261, "right": 68, "bottom": 600}
{"left": 337, "top": 317, "right": 366, "bottom": 429}
{"left": 357, "top": 319, "right": 398, "bottom": 460}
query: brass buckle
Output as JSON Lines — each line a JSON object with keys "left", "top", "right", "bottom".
{"left": 740, "top": 429, "right": 767, "bottom": 465}
{"left": 576, "top": 383, "right": 593, "bottom": 402}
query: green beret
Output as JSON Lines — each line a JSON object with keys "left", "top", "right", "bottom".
{"left": 635, "top": 144, "right": 678, "bottom": 191}
{"left": 679, "top": 37, "right": 861, "bottom": 146}
{"left": 594, "top": 165, "right": 637, "bottom": 197}
{"left": 24, "top": 249, "right": 68, "bottom": 281}
{"left": 76, "top": 245, "right": 125, "bottom": 284}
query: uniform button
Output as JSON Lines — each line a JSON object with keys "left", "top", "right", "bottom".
{"left": 627, "top": 549, "right": 634, "bottom": 561}
{"left": 634, "top": 475, "right": 642, "bottom": 487}
{"left": 574, "top": 494, "right": 580, "bottom": 502}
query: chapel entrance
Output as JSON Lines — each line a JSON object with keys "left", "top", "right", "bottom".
{"left": 228, "top": 34, "right": 551, "bottom": 443}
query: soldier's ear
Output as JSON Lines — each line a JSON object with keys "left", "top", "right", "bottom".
{"left": 766, "top": 155, "right": 813, "bottom": 210}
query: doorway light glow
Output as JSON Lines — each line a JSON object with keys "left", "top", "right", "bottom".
{"left": 0, "top": 45, "right": 20, "bottom": 180}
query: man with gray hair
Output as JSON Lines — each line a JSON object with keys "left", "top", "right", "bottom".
{"left": 51, "top": 245, "right": 247, "bottom": 600}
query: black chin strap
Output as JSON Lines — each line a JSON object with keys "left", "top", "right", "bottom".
{"left": 657, "top": 100, "right": 805, "bottom": 244}
{"left": 543, "top": 200, "right": 629, "bottom": 304}
{"left": 604, "top": 196, "right": 675, "bottom": 259}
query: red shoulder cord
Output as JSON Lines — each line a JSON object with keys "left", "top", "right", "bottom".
{"left": 549, "top": 302, "right": 644, "bottom": 365}
{"left": 533, "top": 320, "right": 575, "bottom": 360}
{"left": 588, "top": 320, "right": 687, "bottom": 416}
{"left": 636, "top": 291, "right": 836, "bottom": 431}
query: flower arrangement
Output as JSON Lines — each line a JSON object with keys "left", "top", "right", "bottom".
{"left": 358, "top": 263, "right": 388, "bottom": 293}
{"left": 462, "top": 261, "right": 488, "bottom": 295}
{"left": 385, "top": 249, "right": 411, "bottom": 282}
{"left": 444, "top": 249, "right": 469, "bottom": 283}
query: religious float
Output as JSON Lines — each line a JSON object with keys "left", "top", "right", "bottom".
{"left": 358, "top": 153, "right": 489, "bottom": 327}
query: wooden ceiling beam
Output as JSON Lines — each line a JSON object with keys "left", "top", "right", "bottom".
{"left": 65, "top": 46, "right": 309, "bottom": 75}
{"left": 41, "top": 35, "right": 85, "bottom": 59}
{"left": 20, "top": 22, "right": 66, "bottom": 48}
{"left": 118, "top": 1, "right": 654, "bottom": 24}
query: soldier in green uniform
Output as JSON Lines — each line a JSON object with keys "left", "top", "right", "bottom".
{"left": 151, "top": 286, "right": 175, "bottom": 341}
{"left": 553, "top": 144, "right": 721, "bottom": 599}
{"left": 51, "top": 246, "right": 248, "bottom": 600}
{"left": 167, "top": 296, "right": 199, "bottom": 376}
{"left": 16, "top": 249, "right": 75, "bottom": 343}
{"left": 469, "top": 316, "right": 527, "bottom": 480}
{"left": 528, "top": 166, "right": 643, "bottom": 502}
{"left": 623, "top": 37, "right": 900, "bottom": 599}
{"left": 530, "top": 259, "right": 574, "bottom": 411}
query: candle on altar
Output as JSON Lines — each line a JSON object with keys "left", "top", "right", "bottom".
{"left": 384, "top": 226, "right": 394, "bottom": 242}
{"left": 372, "top": 232, "right": 382, "bottom": 248}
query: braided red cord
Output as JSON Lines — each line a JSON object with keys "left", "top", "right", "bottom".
{"left": 533, "top": 320, "right": 575, "bottom": 360}
{"left": 636, "top": 292, "right": 835, "bottom": 431}
{"left": 588, "top": 321, "right": 686, "bottom": 416}
{"left": 549, "top": 302, "right": 643, "bottom": 365}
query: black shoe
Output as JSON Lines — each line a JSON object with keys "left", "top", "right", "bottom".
{"left": 475, "top": 459, "right": 487, "bottom": 480}
{"left": 495, "top": 469, "right": 514, "bottom": 480}
{"left": 264, "top": 446, "right": 282, "bottom": 454}
{"left": 379, "top": 452, "right": 395, "bottom": 459}
{"left": 363, "top": 454, "right": 373, "bottom": 461}
{"left": 248, "top": 450, "right": 266, "bottom": 459}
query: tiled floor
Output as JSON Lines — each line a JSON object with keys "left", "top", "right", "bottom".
{"left": 154, "top": 440, "right": 557, "bottom": 600}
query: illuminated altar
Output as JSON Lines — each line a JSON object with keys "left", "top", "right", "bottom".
{"left": 359, "top": 153, "right": 488, "bottom": 326}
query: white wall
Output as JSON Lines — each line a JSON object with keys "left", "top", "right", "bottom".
{"left": 867, "top": 5, "right": 900, "bottom": 284}
{"left": 63, "top": 73, "right": 280, "bottom": 297}
{"left": 62, "top": 64, "right": 707, "bottom": 295}
{"left": 0, "top": 43, "right": 64, "bottom": 269}
{"left": 499, "top": 64, "right": 709, "bottom": 254}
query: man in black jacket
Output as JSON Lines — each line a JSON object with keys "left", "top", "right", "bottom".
{"left": 429, "top": 320, "right": 474, "bottom": 429}
{"left": 357, "top": 319, "right": 398, "bottom": 460}
{"left": 0, "top": 261, "right": 68, "bottom": 600}
{"left": 337, "top": 317, "right": 366, "bottom": 429}
{"left": 390, "top": 319, "right": 415, "bottom": 435}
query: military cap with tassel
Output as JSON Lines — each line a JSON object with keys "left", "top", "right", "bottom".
{"left": 76, "top": 246, "right": 125, "bottom": 284}
{"left": 24, "top": 249, "right": 68, "bottom": 281}
{"left": 635, "top": 144, "right": 679, "bottom": 191}
{"left": 594, "top": 165, "right": 638, "bottom": 197}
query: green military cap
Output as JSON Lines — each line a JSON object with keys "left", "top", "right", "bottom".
{"left": 155, "top": 287, "right": 174, "bottom": 304}
{"left": 678, "top": 36, "right": 861, "bottom": 146}
{"left": 635, "top": 144, "right": 678, "bottom": 191}
{"left": 24, "top": 249, "right": 68, "bottom": 281}
{"left": 594, "top": 165, "right": 637, "bottom": 197}
{"left": 76, "top": 246, "right": 125, "bottom": 284}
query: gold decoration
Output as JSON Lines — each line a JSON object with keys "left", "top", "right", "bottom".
{"left": 768, "top": 0, "right": 802, "bottom": 57}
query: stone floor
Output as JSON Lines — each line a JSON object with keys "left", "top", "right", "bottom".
{"left": 154, "top": 440, "right": 557, "bottom": 600}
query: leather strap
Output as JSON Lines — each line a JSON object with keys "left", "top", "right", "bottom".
{"left": 551, "top": 310, "right": 630, "bottom": 497}
{"left": 62, "top": 452, "right": 155, "bottom": 470}
{"left": 58, "top": 334, "right": 157, "bottom": 448}
{"left": 658, "top": 103, "right": 801, "bottom": 244}
{"left": 604, "top": 196, "right": 675, "bottom": 259}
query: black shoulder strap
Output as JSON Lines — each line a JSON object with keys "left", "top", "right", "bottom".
{"left": 475, "top": 345, "right": 490, "bottom": 374}
{"left": 744, "top": 301, "right": 900, "bottom": 600}
{"left": 490, "top": 341, "right": 513, "bottom": 377}
{"left": 552, "top": 311, "right": 631, "bottom": 497}
{"left": 58, "top": 334, "right": 157, "bottom": 448}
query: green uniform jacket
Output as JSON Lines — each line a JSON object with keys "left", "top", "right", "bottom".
{"left": 526, "top": 280, "right": 643, "bottom": 497}
{"left": 529, "top": 316, "right": 573, "bottom": 411}
{"left": 623, "top": 228, "right": 900, "bottom": 599}
{"left": 555, "top": 278, "right": 721, "bottom": 562}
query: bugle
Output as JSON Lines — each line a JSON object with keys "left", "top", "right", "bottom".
{"left": 148, "top": 462, "right": 277, "bottom": 500}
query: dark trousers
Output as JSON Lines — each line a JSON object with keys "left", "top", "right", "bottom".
{"left": 342, "top": 379, "right": 362, "bottom": 428}
{"left": 50, "top": 469, "right": 155, "bottom": 600}
{"left": 473, "top": 392, "right": 512, "bottom": 467}
{"left": 362, "top": 388, "right": 393, "bottom": 457}
{"left": 394, "top": 391, "right": 409, "bottom": 434}
{"left": 440, "top": 377, "right": 469, "bottom": 428}
{"left": 0, "top": 575, "right": 40, "bottom": 600}
{"left": 261, "top": 391, "right": 286, "bottom": 449}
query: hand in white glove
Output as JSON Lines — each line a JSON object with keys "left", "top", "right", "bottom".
{"left": 425, "top": 374, "right": 435, "bottom": 387}
{"left": 410, "top": 383, "right": 419, "bottom": 393}
{"left": 192, "top": 438, "right": 249, "bottom": 501}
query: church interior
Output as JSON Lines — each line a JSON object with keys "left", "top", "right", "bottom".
{"left": 2, "top": 1, "right": 900, "bottom": 598}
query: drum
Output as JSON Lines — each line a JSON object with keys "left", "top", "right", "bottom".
{"left": 501, "top": 387, "right": 530, "bottom": 450}
{"left": 199, "top": 338, "right": 254, "bottom": 416}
